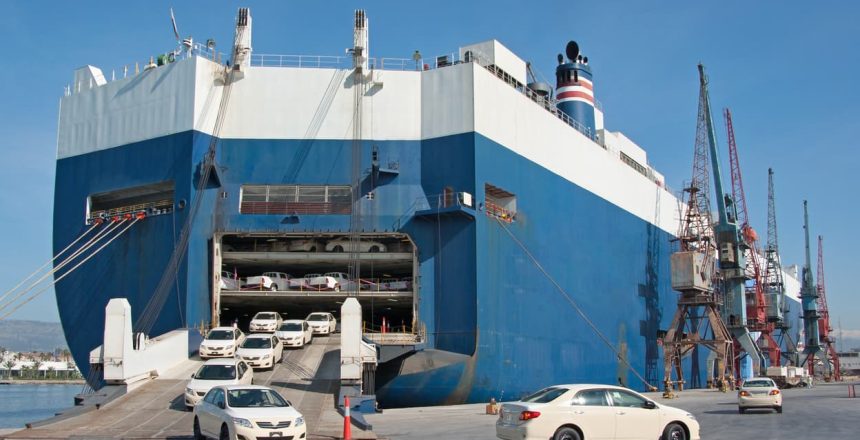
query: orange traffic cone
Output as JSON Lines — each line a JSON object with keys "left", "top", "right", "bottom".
{"left": 343, "top": 395, "right": 352, "bottom": 440}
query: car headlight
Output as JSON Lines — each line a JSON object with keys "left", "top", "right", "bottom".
{"left": 263, "top": 354, "right": 271, "bottom": 359}
{"left": 185, "top": 387, "right": 194, "bottom": 395}
{"left": 232, "top": 417, "right": 253, "bottom": 428}
{"left": 295, "top": 416, "right": 305, "bottom": 427}
{"left": 225, "top": 344, "right": 233, "bottom": 349}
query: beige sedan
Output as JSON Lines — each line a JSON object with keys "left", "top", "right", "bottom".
{"left": 738, "top": 377, "right": 783, "bottom": 413}
{"left": 496, "top": 384, "right": 700, "bottom": 440}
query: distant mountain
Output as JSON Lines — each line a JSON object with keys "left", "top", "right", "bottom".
{"left": 0, "top": 320, "right": 69, "bottom": 352}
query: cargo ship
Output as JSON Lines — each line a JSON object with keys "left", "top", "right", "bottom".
{"left": 53, "top": 8, "right": 803, "bottom": 406}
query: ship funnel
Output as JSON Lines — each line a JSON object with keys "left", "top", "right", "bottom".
{"left": 555, "top": 40, "right": 596, "bottom": 138}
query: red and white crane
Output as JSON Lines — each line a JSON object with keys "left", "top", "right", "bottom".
{"left": 724, "top": 108, "right": 780, "bottom": 368}
{"left": 816, "top": 236, "right": 841, "bottom": 380}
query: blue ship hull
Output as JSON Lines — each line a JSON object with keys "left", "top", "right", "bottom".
{"left": 53, "top": 130, "right": 803, "bottom": 406}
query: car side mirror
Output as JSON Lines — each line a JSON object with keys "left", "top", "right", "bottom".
{"left": 190, "top": 373, "right": 195, "bottom": 379}
{"left": 643, "top": 400, "right": 657, "bottom": 409}
{"left": 217, "top": 401, "right": 225, "bottom": 409}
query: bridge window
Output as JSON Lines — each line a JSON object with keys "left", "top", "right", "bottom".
{"left": 239, "top": 184, "right": 351, "bottom": 215}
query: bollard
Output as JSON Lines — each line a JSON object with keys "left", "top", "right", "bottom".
{"left": 343, "top": 395, "right": 352, "bottom": 440}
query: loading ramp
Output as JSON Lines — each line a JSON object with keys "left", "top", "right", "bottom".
{"left": 6, "top": 336, "right": 373, "bottom": 439}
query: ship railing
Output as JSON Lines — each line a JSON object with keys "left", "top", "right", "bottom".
{"left": 478, "top": 63, "right": 603, "bottom": 145}
{"left": 250, "top": 54, "right": 433, "bottom": 71}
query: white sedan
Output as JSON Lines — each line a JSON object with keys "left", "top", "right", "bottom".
{"left": 275, "top": 320, "right": 313, "bottom": 348}
{"left": 185, "top": 358, "right": 253, "bottom": 409}
{"left": 193, "top": 385, "right": 306, "bottom": 440}
{"left": 249, "top": 311, "right": 283, "bottom": 333}
{"left": 237, "top": 334, "right": 284, "bottom": 370}
{"left": 738, "top": 377, "right": 782, "bottom": 413}
{"left": 199, "top": 327, "right": 246, "bottom": 359}
{"left": 325, "top": 238, "right": 387, "bottom": 253}
{"left": 305, "top": 312, "right": 337, "bottom": 335}
{"left": 496, "top": 384, "right": 700, "bottom": 440}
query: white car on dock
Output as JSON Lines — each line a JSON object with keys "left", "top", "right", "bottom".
{"left": 185, "top": 358, "right": 254, "bottom": 410}
{"left": 275, "top": 320, "right": 313, "bottom": 348}
{"left": 199, "top": 327, "right": 246, "bottom": 359}
{"left": 193, "top": 385, "right": 306, "bottom": 440}
{"left": 237, "top": 334, "right": 284, "bottom": 370}
{"left": 309, "top": 272, "right": 351, "bottom": 291}
{"left": 496, "top": 384, "right": 699, "bottom": 440}
{"left": 738, "top": 377, "right": 783, "bottom": 413}
{"left": 245, "top": 272, "right": 290, "bottom": 291}
{"left": 249, "top": 311, "right": 283, "bottom": 333}
{"left": 305, "top": 312, "right": 337, "bottom": 335}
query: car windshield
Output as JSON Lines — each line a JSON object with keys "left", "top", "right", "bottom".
{"left": 195, "top": 365, "right": 236, "bottom": 380}
{"left": 324, "top": 272, "right": 343, "bottom": 277}
{"left": 242, "top": 338, "right": 272, "bottom": 349}
{"left": 744, "top": 380, "right": 774, "bottom": 388}
{"left": 263, "top": 272, "right": 280, "bottom": 277}
{"left": 521, "top": 387, "right": 568, "bottom": 403}
{"left": 207, "top": 330, "right": 233, "bottom": 340}
{"left": 227, "top": 389, "right": 289, "bottom": 408}
{"left": 307, "top": 314, "right": 328, "bottom": 322}
{"left": 279, "top": 323, "right": 302, "bottom": 331}
{"left": 254, "top": 313, "right": 276, "bottom": 320}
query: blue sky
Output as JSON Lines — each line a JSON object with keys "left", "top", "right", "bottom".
{"left": 0, "top": 1, "right": 857, "bottom": 339}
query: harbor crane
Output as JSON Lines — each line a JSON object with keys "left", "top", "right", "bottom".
{"left": 799, "top": 201, "right": 826, "bottom": 376}
{"left": 662, "top": 64, "right": 734, "bottom": 396}
{"left": 724, "top": 109, "right": 780, "bottom": 368}
{"left": 763, "top": 168, "right": 797, "bottom": 365}
{"left": 699, "top": 65, "right": 763, "bottom": 379}
{"left": 816, "top": 236, "right": 841, "bottom": 380}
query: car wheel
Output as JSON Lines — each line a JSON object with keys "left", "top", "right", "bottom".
{"left": 775, "top": 406, "right": 783, "bottom": 414}
{"left": 309, "top": 246, "right": 317, "bottom": 252}
{"left": 270, "top": 285, "right": 278, "bottom": 291}
{"left": 662, "top": 423, "right": 686, "bottom": 440}
{"left": 335, "top": 285, "right": 341, "bottom": 292}
{"left": 369, "top": 246, "right": 379, "bottom": 253}
{"left": 333, "top": 245, "right": 344, "bottom": 252}
{"left": 553, "top": 427, "right": 582, "bottom": 440}
{"left": 739, "top": 407, "right": 745, "bottom": 414}
{"left": 193, "top": 417, "right": 204, "bottom": 440}
{"left": 219, "top": 423, "right": 230, "bottom": 440}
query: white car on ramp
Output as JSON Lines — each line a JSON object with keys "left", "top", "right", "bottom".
{"left": 305, "top": 312, "right": 337, "bottom": 336}
{"left": 193, "top": 385, "right": 305, "bottom": 440}
{"left": 199, "top": 327, "right": 246, "bottom": 359}
{"left": 185, "top": 358, "right": 253, "bottom": 410}
{"left": 496, "top": 384, "right": 700, "bottom": 440}
{"left": 219, "top": 271, "right": 243, "bottom": 291}
{"left": 248, "top": 311, "right": 283, "bottom": 333}
{"left": 275, "top": 320, "right": 313, "bottom": 348}
{"left": 237, "top": 334, "right": 284, "bottom": 370}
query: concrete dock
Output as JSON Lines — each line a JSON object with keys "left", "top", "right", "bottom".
{"left": 366, "top": 383, "right": 860, "bottom": 439}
